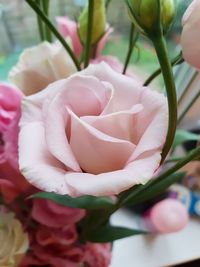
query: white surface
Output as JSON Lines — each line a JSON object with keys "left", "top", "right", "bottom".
{"left": 110, "top": 209, "right": 200, "bottom": 267}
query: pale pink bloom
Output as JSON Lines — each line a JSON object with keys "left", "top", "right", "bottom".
{"left": 32, "top": 199, "right": 85, "bottom": 228}
{"left": 9, "top": 42, "right": 76, "bottom": 96}
{"left": 56, "top": 16, "right": 112, "bottom": 58}
{"left": 181, "top": 0, "right": 200, "bottom": 69}
{"left": 19, "top": 62, "right": 168, "bottom": 197}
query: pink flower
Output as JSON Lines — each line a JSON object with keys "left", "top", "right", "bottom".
{"left": 0, "top": 83, "right": 31, "bottom": 201}
{"left": 21, "top": 223, "right": 111, "bottom": 267}
{"left": 83, "top": 243, "right": 112, "bottom": 267}
{"left": 32, "top": 199, "right": 85, "bottom": 228}
{"left": 56, "top": 16, "right": 112, "bottom": 58}
{"left": 181, "top": 0, "right": 200, "bottom": 69}
{"left": 19, "top": 62, "right": 168, "bottom": 197}
{"left": 0, "top": 83, "right": 23, "bottom": 167}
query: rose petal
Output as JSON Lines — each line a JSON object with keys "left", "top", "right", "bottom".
{"left": 82, "top": 62, "right": 144, "bottom": 114}
{"left": 44, "top": 75, "right": 111, "bottom": 170}
{"left": 19, "top": 121, "right": 70, "bottom": 195}
{"left": 69, "top": 108, "right": 135, "bottom": 174}
{"left": 65, "top": 152, "right": 161, "bottom": 196}
{"left": 81, "top": 104, "right": 143, "bottom": 142}
{"left": 128, "top": 88, "right": 168, "bottom": 161}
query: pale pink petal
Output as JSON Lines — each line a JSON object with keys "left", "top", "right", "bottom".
{"left": 19, "top": 121, "right": 71, "bottom": 195}
{"left": 20, "top": 79, "right": 67, "bottom": 127}
{"left": 69, "top": 108, "right": 135, "bottom": 174}
{"left": 56, "top": 16, "right": 82, "bottom": 58}
{"left": 81, "top": 104, "right": 143, "bottom": 142}
{"left": 129, "top": 88, "right": 168, "bottom": 161}
{"left": 82, "top": 62, "right": 144, "bottom": 114}
{"left": 44, "top": 75, "right": 111, "bottom": 170}
{"left": 65, "top": 152, "right": 161, "bottom": 196}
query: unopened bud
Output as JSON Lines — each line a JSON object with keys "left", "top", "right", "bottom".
{"left": 78, "top": 0, "right": 106, "bottom": 45}
{"left": 127, "top": 0, "right": 175, "bottom": 36}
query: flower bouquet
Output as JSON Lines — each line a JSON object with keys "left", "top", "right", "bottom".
{"left": 1, "top": 0, "right": 200, "bottom": 266}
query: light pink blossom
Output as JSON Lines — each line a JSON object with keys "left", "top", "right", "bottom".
{"left": 56, "top": 16, "right": 112, "bottom": 58}
{"left": 19, "top": 62, "right": 168, "bottom": 197}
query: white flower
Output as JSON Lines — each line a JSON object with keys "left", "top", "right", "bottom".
{"left": 9, "top": 41, "right": 76, "bottom": 96}
{"left": 0, "top": 211, "right": 29, "bottom": 267}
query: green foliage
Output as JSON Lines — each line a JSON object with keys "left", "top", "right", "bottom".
{"left": 86, "top": 223, "right": 146, "bottom": 242}
{"left": 31, "top": 192, "right": 115, "bottom": 210}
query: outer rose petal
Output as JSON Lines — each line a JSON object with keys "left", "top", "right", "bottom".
{"left": 181, "top": 0, "right": 200, "bottom": 69}
{"left": 19, "top": 121, "right": 71, "bottom": 195}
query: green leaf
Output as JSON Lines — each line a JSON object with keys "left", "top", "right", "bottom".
{"left": 31, "top": 192, "right": 115, "bottom": 210}
{"left": 173, "top": 130, "right": 200, "bottom": 149}
{"left": 86, "top": 224, "right": 147, "bottom": 242}
{"left": 124, "top": 172, "right": 185, "bottom": 206}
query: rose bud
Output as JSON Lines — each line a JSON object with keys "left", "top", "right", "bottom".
{"left": 78, "top": 0, "right": 106, "bottom": 45}
{"left": 126, "top": 0, "right": 175, "bottom": 36}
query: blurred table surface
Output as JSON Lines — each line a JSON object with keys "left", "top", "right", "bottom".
{"left": 110, "top": 209, "right": 200, "bottom": 267}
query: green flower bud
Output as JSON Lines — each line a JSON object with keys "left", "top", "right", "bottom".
{"left": 78, "top": 0, "right": 106, "bottom": 45}
{"left": 127, "top": 0, "right": 175, "bottom": 35}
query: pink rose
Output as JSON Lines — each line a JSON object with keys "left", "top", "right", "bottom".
{"left": 83, "top": 243, "right": 111, "bottom": 267}
{"left": 56, "top": 16, "right": 112, "bottom": 58}
{"left": 181, "top": 0, "right": 200, "bottom": 69}
{"left": 32, "top": 199, "right": 85, "bottom": 228}
{"left": 19, "top": 62, "right": 168, "bottom": 197}
{"left": 0, "top": 83, "right": 23, "bottom": 167}
{"left": 0, "top": 83, "right": 31, "bottom": 201}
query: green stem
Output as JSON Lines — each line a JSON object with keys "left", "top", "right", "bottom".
{"left": 178, "top": 89, "right": 200, "bottom": 124}
{"left": 84, "top": 0, "right": 94, "bottom": 68}
{"left": 35, "top": 0, "right": 45, "bottom": 41}
{"left": 26, "top": 0, "right": 81, "bottom": 71}
{"left": 151, "top": 35, "right": 177, "bottom": 162}
{"left": 41, "top": 0, "right": 52, "bottom": 42}
{"left": 119, "top": 145, "right": 200, "bottom": 207}
{"left": 143, "top": 52, "right": 183, "bottom": 86}
{"left": 123, "top": 24, "right": 138, "bottom": 74}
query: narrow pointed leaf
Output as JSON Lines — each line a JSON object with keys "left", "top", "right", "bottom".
{"left": 31, "top": 192, "right": 115, "bottom": 210}
{"left": 87, "top": 224, "right": 147, "bottom": 242}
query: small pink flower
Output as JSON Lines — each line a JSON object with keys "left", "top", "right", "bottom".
{"left": 181, "top": 0, "right": 200, "bottom": 69}
{"left": 19, "top": 62, "right": 168, "bottom": 197}
{"left": 0, "top": 83, "right": 23, "bottom": 167}
{"left": 32, "top": 199, "right": 85, "bottom": 228}
{"left": 83, "top": 243, "right": 112, "bottom": 267}
{"left": 56, "top": 16, "right": 112, "bottom": 58}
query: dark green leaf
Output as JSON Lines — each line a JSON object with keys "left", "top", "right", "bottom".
{"left": 86, "top": 224, "right": 147, "bottom": 242}
{"left": 31, "top": 192, "right": 115, "bottom": 210}
{"left": 173, "top": 130, "right": 200, "bottom": 149}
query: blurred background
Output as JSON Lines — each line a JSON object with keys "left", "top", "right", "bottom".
{"left": 0, "top": 0, "right": 192, "bottom": 81}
